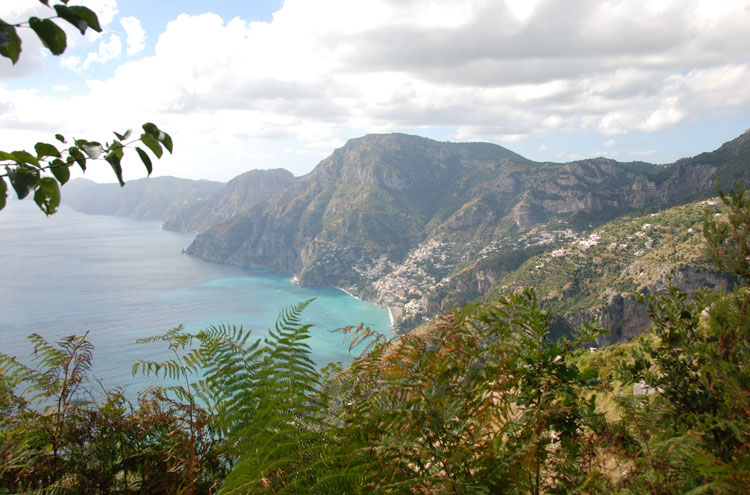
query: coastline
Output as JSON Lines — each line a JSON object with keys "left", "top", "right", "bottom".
{"left": 336, "top": 286, "right": 361, "bottom": 301}
{"left": 293, "top": 275, "right": 397, "bottom": 331}
{"left": 335, "top": 286, "right": 397, "bottom": 329}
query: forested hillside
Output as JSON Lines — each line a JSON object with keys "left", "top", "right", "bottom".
{"left": 486, "top": 199, "right": 736, "bottom": 345}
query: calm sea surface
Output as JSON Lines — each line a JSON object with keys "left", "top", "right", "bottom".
{"left": 0, "top": 200, "right": 391, "bottom": 395}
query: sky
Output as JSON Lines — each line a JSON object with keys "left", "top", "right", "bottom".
{"left": 1, "top": 0, "right": 750, "bottom": 183}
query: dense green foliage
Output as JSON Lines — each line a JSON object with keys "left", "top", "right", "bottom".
{"left": 704, "top": 180, "right": 750, "bottom": 283}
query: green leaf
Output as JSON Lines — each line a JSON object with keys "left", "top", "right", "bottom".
{"left": 0, "top": 151, "right": 16, "bottom": 162}
{"left": 8, "top": 166, "right": 40, "bottom": 199}
{"left": 140, "top": 134, "right": 163, "bottom": 158}
{"left": 142, "top": 122, "right": 159, "bottom": 138}
{"left": 50, "top": 159, "right": 70, "bottom": 185}
{"left": 34, "top": 177, "right": 60, "bottom": 215}
{"left": 0, "top": 177, "right": 6, "bottom": 211}
{"left": 0, "top": 22, "right": 21, "bottom": 65}
{"left": 68, "top": 6, "right": 101, "bottom": 33}
{"left": 684, "top": 482, "right": 715, "bottom": 495}
{"left": 109, "top": 141, "right": 124, "bottom": 158}
{"left": 37, "top": 0, "right": 50, "bottom": 6}
{"left": 0, "top": 22, "right": 11, "bottom": 46}
{"left": 11, "top": 150, "right": 40, "bottom": 167}
{"left": 29, "top": 17, "right": 67, "bottom": 56}
{"left": 113, "top": 129, "right": 132, "bottom": 141}
{"left": 53, "top": 5, "right": 88, "bottom": 35}
{"left": 55, "top": 133, "right": 66, "bottom": 143}
{"left": 34, "top": 142, "right": 61, "bottom": 159}
{"left": 105, "top": 151, "right": 124, "bottom": 186}
{"left": 159, "top": 131, "right": 173, "bottom": 154}
{"left": 135, "top": 147, "right": 153, "bottom": 175}
{"left": 68, "top": 146, "right": 86, "bottom": 171}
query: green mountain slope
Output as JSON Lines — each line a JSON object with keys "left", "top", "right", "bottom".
{"left": 186, "top": 130, "right": 750, "bottom": 335}
{"left": 490, "top": 199, "right": 735, "bottom": 345}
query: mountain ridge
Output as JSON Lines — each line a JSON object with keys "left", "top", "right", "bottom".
{"left": 62, "top": 176, "right": 224, "bottom": 220}
{"left": 60, "top": 130, "right": 750, "bottom": 340}
{"left": 162, "top": 168, "right": 296, "bottom": 233}
{"left": 186, "top": 131, "right": 750, "bottom": 335}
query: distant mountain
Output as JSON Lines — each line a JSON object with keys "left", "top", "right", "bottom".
{"left": 187, "top": 134, "right": 536, "bottom": 281}
{"left": 162, "top": 168, "right": 296, "bottom": 233}
{"left": 63, "top": 176, "right": 224, "bottom": 221}
{"left": 186, "top": 131, "right": 750, "bottom": 335}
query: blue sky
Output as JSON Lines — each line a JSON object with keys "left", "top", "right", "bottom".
{"left": 1, "top": 0, "right": 750, "bottom": 183}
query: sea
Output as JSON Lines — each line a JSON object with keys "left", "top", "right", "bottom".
{"left": 0, "top": 199, "right": 391, "bottom": 397}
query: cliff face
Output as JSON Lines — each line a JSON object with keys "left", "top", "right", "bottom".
{"left": 186, "top": 131, "right": 750, "bottom": 337}
{"left": 591, "top": 265, "right": 736, "bottom": 347}
{"left": 162, "top": 169, "right": 296, "bottom": 233}
{"left": 188, "top": 135, "right": 658, "bottom": 281}
{"left": 493, "top": 196, "right": 743, "bottom": 344}
{"left": 62, "top": 177, "right": 224, "bottom": 220}
{"left": 187, "top": 134, "right": 533, "bottom": 283}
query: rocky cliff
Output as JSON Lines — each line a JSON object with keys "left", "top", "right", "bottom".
{"left": 494, "top": 199, "right": 738, "bottom": 345}
{"left": 162, "top": 168, "right": 296, "bottom": 233}
{"left": 186, "top": 131, "right": 750, "bottom": 337}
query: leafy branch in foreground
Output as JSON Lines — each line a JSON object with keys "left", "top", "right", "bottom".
{"left": 0, "top": 123, "right": 173, "bottom": 215}
{"left": 320, "top": 289, "right": 607, "bottom": 494}
{"left": 132, "top": 299, "right": 333, "bottom": 495}
{"left": 0, "top": 332, "right": 96, "bottom": 489}
{"left": 704, "top": 179, "right": 750, "bottom": 284}
{"left": 0, "top": 2, "right": 173, "bottom": 216}
{"left": 0, "top": 331, "right": 228, "bottom": 494}
{"left": 1, "top": 1, "right": 101, "bottom": 64}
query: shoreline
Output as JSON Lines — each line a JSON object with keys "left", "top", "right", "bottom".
{"left": 293, "top": 274, "right": 396, "bottom": 331}
{"left": 336, "top": 286, "right": 361, "bottom": 301}
{"left": 335, "top": 286, "right": 397, "bottom": 329}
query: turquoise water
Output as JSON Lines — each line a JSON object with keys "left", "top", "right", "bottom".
{"left": 0, "top": 200, "right": 391, "bottom": 394}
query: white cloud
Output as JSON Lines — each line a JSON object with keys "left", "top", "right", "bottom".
{"left": 639, "top": 106, "right": 686, "bottom": 132}
{"left": 0, "top": 0, "right": 47, "bottom": 18}
{"left": 505, "top": 0, "right": 541, "bottom": 23}
{"left": 121, "top": 17, "right": 145, "bottom": 55}
{"left": 60, "top": 56, "right": 82, "bottom": 71}
{"left": 81, "top": 33, "right": 123, "bottom": 70}
{"left": 2, "top": 0, "right": 750, "bottom": 181}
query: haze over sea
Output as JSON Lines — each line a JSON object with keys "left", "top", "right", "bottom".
{"left": 0, "top": 200, "right": 391, "bottom": 394}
